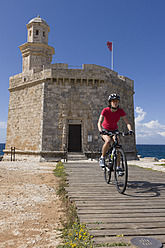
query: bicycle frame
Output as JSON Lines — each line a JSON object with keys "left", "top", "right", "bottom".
{"left": 102, "top": 131, "right": 130, "bottom": 194}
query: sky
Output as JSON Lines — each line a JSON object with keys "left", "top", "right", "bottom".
{"left": 0, "top": 0, "right": 165, "bottom": 144}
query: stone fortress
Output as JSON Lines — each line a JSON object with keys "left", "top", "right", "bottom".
{"left": 4, "top": 16, "right": 137, "bottom": 161}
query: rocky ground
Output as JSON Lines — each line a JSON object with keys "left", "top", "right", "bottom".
{"left": 127, "top": 157, "right": 165, "bottom": 173}
{"left": 0, "top": 161, "right": 64, "bottom": 248}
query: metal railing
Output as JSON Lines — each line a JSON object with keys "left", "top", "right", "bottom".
{"left": 11, "top": 147, "right": 15, "bottom": 161}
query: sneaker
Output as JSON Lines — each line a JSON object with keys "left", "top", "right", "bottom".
{"left": 99, "top": 157, "right": 105, "bottom": 168}
{"left": 118, "top": 171, "right": 124, "bottom": 176}
{"left": 116, "top": 167, "right": 124, "bottom": 176}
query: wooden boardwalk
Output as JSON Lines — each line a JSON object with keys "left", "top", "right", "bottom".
{"left": 65, "top": 161, "right": 165, "bottom": 247}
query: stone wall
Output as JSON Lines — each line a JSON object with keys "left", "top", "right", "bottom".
{"left": 4, "top": 81, "right": 44, "bottom": 161}
{"left": 19, "top": 43, "right": 55, "bottom": 72}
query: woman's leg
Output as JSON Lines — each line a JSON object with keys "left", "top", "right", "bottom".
{"left": 102, "top": 135, "right": 111, "bottom": 157}
{"left": 99, "top": 135, "right": 112, "bottom": 167}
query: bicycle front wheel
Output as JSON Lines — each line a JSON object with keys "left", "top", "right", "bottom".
{"left": 114, "top": 148, "right": 128, "bottom": 194}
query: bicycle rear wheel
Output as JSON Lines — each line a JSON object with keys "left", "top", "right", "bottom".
{"left": 114, "top": 148, "right": 128, "bottom": 194}
{"left": 104, "top": 154, "right": 112, "bottom": 184}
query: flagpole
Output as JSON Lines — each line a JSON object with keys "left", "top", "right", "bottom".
{"left": 111, "top": 42, "right": 113, "bottom": 70}
{"left": 106, "top": 41, "right": 113, "bottom": 70}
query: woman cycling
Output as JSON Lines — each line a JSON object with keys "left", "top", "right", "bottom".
{"left": 98, "top": 93, "right": 134, "bottom": 168}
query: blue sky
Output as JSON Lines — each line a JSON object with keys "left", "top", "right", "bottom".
{"left": 0, "top": 0, "right": 165, "bottom": 144}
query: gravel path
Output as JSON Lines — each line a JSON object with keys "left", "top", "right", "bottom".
{"left": 0, "top": 161, "right": 64, "bottom": 248}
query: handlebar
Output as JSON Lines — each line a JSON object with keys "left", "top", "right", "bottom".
{"left": 100, "top": 130, "right": 134, "bottom": 137}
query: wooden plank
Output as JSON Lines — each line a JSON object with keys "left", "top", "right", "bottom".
{"left": 68, "top": 196, "right": 165, "bottom": 202}
{"left": 76, "top": 201, "right": 165, "bottom": 206}
{"left": 87, "top": 222, "right": 165, "bottom": 229}
{"left": 90, "top": 228, "right": 165, "bottom": 236}
{"left": 77, "top": 208, "right": 165, "bottom": 214}
{"left": 79, "top": 216, "right": 165, "bottom": 223}
{"left": 77, "top": 205, "right": 165, "bottom": 210}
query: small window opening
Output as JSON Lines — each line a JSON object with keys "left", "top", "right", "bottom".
{"left": 29, "top": 30, "right": 31, "bottom": 36}
{"left": 88, "top": 135, "right": 92, "bottom": 142}
{"left": 36, "top": 30, "right": 39, "bottom": 35}
{"left": 43, "top": 31, "right": 45, "bottom": 37}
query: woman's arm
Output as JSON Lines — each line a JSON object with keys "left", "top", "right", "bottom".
{"left": 98, "top": 115, "right": 104, "bottom": 132}
{"left": 123, "top": 115, "right": 132, "bottom": 131}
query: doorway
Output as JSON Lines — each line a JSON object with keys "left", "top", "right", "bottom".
{"left": 68, "top": 124, "right": 82, "bottom": 152}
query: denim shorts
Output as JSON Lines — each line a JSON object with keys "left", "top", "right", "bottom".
{"left": 101, "top": 126, "right": 118, "bottom": 134}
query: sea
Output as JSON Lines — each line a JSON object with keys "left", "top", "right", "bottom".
{"left": 0, "top": 143, "right": 5, "bottom": 156}
{"left": 0, "top": 143, "right": 165, "bottom": 159}
{"left": 136, "top": 144, "right": 165, "bottom": 160}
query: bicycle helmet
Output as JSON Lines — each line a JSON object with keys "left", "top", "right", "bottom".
{"left": 108, "top": 93, "right": 120, "bottom": 102}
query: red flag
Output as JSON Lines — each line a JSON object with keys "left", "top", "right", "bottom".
{"left": 107, "top": 41, "right": 112, "bottom": 51}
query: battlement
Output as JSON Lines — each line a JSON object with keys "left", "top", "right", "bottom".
{"left": 9, "top": 63, "right": 134, "bottom": 91}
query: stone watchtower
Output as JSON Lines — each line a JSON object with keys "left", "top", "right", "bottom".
{"left": 20, "top": 15, "right": 55, "bottom": 72}
{"left": 4, "top": 16, "right": 137, "bottom": 161}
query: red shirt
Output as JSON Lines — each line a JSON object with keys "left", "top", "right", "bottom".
{"left": 101, "top": 107, "right": 126, "bottom": 131}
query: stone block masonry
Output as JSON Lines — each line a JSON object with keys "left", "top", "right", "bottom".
{"left": 3, "top": 16, "right": 137, "bottom": 161}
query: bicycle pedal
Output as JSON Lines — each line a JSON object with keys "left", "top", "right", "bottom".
{"left": 118, "top": 171, "right": 124, "bottom": 176}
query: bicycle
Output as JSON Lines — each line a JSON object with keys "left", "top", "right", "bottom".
{"left": 100, "top": 130, "right": 131, "bottom": 194}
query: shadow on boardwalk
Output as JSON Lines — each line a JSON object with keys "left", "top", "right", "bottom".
{"left": 65, "top": 161, "right": 165, "bottom": 247}
{"left": 126, "top": 180, "right": 165, "bottom": 198}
